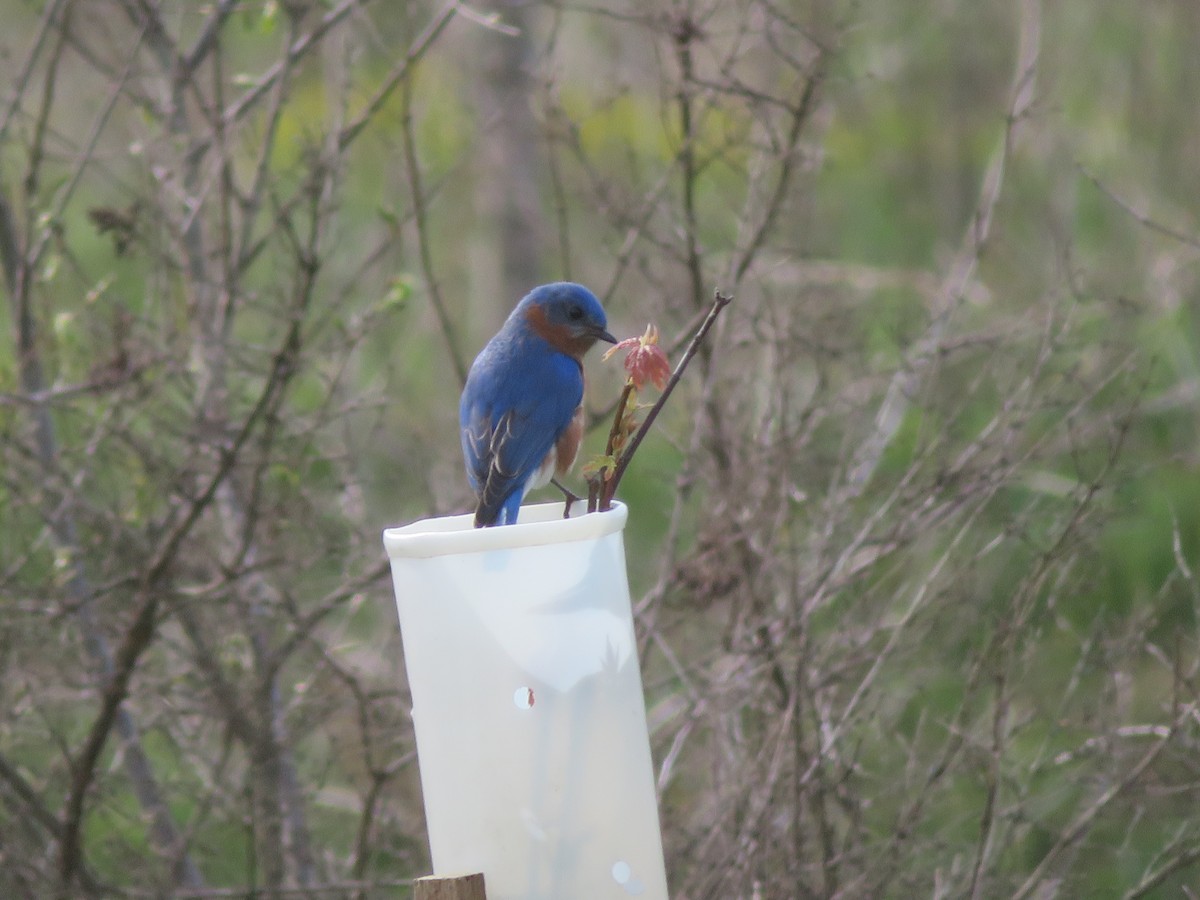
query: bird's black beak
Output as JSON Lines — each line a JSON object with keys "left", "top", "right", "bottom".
{"left": 592, "top": 326, "right": 618, "bottom": 344}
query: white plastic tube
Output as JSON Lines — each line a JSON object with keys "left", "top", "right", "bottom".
{"left": 383, "top": 501, "right": 668, "bottom": 900}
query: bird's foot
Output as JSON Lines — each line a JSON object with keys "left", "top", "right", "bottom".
{"left": 551, "top": 478, "right": 581, "bottom": 519}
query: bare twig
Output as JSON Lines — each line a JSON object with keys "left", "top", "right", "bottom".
{"left": 58, "top": 315, "right": 306, "bottom": 891}
{"left": 1012, "top": 705, "right": 1194, "bottom": 900}
{"left": 336, "top": 1, "right": 459, "bottom": 151}
{"left": 398, "top": 6, "right": 468, "bottom": 387}
{"left": 0, "top": 0, "right": 68, "bottom": 144}
{"left": 843, "top": 0, "right": 1041, "bottom": 496}
{"left": 591, "top": 289, "right": 732, "bottom": 511}
{"left": 1079, "top": 164, "right": 1200, "bottom": 251}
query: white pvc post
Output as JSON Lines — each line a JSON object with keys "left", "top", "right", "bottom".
{"left": 383, "top": 501, "right": 668, "bottom": 900}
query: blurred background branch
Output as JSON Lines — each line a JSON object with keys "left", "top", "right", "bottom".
{"left": 1, "top": 0, "right": 1199, "bottom": 897}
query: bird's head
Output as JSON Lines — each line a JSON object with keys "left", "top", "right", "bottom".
{"left": 519, "top": 282, "right": 617, "bottom": 359}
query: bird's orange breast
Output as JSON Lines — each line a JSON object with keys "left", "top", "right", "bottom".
{"left": 555, "top": 405, "right": 585, "bottom": 476}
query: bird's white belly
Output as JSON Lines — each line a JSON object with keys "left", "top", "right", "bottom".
{"left": 524, "top": 448, "right": 558, "bottom": 497}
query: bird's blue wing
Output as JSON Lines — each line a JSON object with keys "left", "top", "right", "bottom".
{"left": 460, "top": 346, "right": 583, "bottom": 526}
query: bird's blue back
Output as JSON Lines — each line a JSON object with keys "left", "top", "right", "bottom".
{"left": 459, "top": 313, "right": 584, "bottom": 524}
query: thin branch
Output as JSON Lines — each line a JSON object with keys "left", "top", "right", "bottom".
{"left": 57, "top": 314, "right": 306, "bottom": 891}
{"left": 336, "top": 0, "right": 459, "bottom": 151}
{"left": 729, "top": 52, "right": 825, "bottom": 287}
{"left": 398, "top": 12, "right": 468, "bottom": 387}
{"left": 0, "top": 0, "right": 68, "bottom": 144}
{"left": 594, "top": 289, "right": 732, "bottom": 511}
{"left": 220, "top": 0, "right": 369, "bottom": 131}
{"left": 1079, "top": 163, "right": 1200, "bottom": 250}
{"left": 843, "top": 0, "right": 1041, "bottom": 497}
{"left": 1011, "top": 705, "right": 1193, "bottom": 900}
{"left": 1123, "top": 843, "right": 1200, "bottom": 900}
{"left": 674, "top": 14, "right": 706, "bottom": 313}
{"left": 179, "top": 0, "right": 239, "bottom": 79}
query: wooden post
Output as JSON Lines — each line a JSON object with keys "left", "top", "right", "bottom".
{"left": 413, "top": 873, "right": 487, "bottom": 900}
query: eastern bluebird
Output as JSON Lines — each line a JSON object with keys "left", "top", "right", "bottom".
{"left": 460, "top": 282, "right": 617, "bottom": 527}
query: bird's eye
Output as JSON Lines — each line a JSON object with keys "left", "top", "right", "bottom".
{"left": 567, "top": 305, "right": 585, "bottom": 321}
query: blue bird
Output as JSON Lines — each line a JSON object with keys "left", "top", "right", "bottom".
{"left": 460, "top": 282, "right": 617, "bottom": 527}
